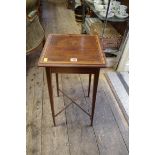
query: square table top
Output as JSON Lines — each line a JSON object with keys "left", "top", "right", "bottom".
{"left": 38, "top": 34, "right": 106, "bottom": 68}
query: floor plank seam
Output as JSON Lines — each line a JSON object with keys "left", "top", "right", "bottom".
{"left": 92, "top": 127, "right": 101, "bottom": 155}
{"left": 79, "top": 74, "right": 101, "bottom": 155}
{"left": 61, "top": 74, "right": 72, "bottom": 155}
{"left": 26, "top": 65, "right": 35, "bottom": 154}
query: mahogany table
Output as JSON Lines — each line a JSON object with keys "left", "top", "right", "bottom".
{"left": 38, "top": 34, "right": 106, "bottom": 126}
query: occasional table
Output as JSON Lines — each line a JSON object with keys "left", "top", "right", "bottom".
{"left": 38, "top": 34, "right": 106, "bottom": 126}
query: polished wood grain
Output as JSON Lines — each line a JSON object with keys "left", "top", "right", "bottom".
{"left": 38, "top": 34, "right": 106, "bottom": 67}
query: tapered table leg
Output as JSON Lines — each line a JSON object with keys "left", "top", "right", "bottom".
{"left": 46, "top": 67, "right": 56, "bottom": 126}
{"left": 56, "top": 73, "right": 59, "bottom": 97}
{"left": 90, "top": 69, "right": 100, "bottom": 126}
{"left": 88, "top": 74, "right": 92, "bottom": 97}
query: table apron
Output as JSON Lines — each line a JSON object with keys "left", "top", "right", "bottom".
{"left": 48, "top": 67, "right": 100, "bottom": 74}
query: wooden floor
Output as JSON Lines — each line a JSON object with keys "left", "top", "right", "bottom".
{"left": 26, "top": 0, "right": 129, "bottom": 154}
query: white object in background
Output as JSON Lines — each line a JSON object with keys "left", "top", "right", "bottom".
{"left": 104, "top": 0, "right": 109, "bottom": 5}
{"left": 94, "top": 0, "right": 103, "bottom": 4}
{"left": 94, "top": 4, "right": 104, "bottom": 11}
{"left": 94, "top": 4, "right": 113, "bottom": 12}
{"left": 104, "top": 0, "right": 115, "bottom": 5}
{"left": 115, "top": 4, "right": 128, "bottom": 18}
{"left": 119, "top": 5, "right": 127, "bottom": 11}
{"left": 104, "top": 4, "right": 113, "bottom": 11}
{"left": 115, "top": 12, "right": 128, "bottom": 19}
{"left": 75, "top": 0, "right": 81, "bottom": 8}
{"left": 100, "top": 11, "right": 114, "bottom": 18}
{"left": 117, "top": 36, "right": 129, "bottom": 72}
{"left": 86, "top": 0, "right": 93, "bottom": 3}
{"left": 111, "top": 1, "right": 120, "bottom": 12}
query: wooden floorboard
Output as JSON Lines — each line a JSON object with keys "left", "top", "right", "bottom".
{"left": 26, "top": 64, "right": 35, "bottom": 155}
{"left": 80, "top": 73, "right": 128, "bottom": 155}
{"left": 101, "top": 70, "right": 129, "bottom": 149}
{"left": 61, "top": 74, "right": 99, "bottom": 155}
{"left": 40, "top": 0, "right": 81, "bottom": 36}
{"left": 26, "top": 0, "right": 129, "bottom": 154}
{"left": 26, "top": 54, "right": 43, "bottom": 155}
{"left": 41, "top": 71, "right": 70, "bottom": 155}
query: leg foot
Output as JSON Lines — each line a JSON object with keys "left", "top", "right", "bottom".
{"left": 56, "top": 73, "right": 59, "bottom": 97}
{"left": 88, "top": 74, "right": 92, "bottom": 97}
